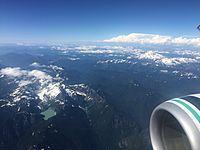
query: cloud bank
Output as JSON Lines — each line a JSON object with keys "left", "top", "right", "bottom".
{"left": 104, "top": 33, "right": 200, "bottom": 47}
{"left": 0, "top": 67, "right": 52, "bottom": 80}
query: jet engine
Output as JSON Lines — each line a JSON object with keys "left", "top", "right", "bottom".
{"left": 150, "top": 94, "right": 200, "bottom": 150}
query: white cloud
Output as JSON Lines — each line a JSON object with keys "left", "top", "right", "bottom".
{"left": 18, "top": 80, "right": 32, "bottom": 87}
{"left": 0, "top": 67, "right": 52, "bottom": 80}
{"left": 104, "top": 33, "right": 200, "bottom": 47}
{"left": 0, "top": 67, "right": 26, "bottom": 77}
{"left": 30, "top": 62, "right": 63, "bottom": 71}
{"left": 30, "top": 62, "right": 41, "bottom": 67}
{"left": 28, "top": 70, "right": 52, "bottom": 80}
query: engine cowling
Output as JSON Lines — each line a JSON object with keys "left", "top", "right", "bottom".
{"left": 150, "top": 94, "right": 200, "bottom": 150}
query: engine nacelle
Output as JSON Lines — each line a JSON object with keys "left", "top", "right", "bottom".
{"left": 150, "top": 94, "right": 200, "bottom": 150}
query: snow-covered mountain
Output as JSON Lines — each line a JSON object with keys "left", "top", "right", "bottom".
{"left": 0, "top": 44, "right": 200, "bottom": 150}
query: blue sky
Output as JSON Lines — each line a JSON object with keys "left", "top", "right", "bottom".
{"left": 0, "top": 0, "right": 200, "bottom": 43}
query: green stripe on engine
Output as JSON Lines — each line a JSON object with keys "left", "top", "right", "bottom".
{"left": 173, "top": 99, "right": 200, "bottom": 124}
